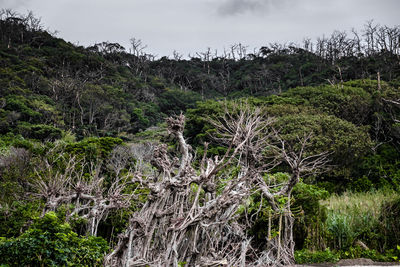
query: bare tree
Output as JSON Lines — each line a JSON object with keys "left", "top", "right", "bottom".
{"left": 129, "top": 37, "right": 151, "bottom": 78}
{"left": 30, "top": 146, "right": 133, "bottom": 236}
{"left": 106, "top": 106, "right": 275, "bottom": 266}
{"left": 105, "top": 104, "right": 330, "bottom": 266}
{"left": 256, "top": 132, "right": 330, "bottom": 264}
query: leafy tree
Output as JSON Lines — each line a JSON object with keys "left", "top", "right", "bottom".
{"left": 158, "top": 88, "right": 202, "bottom": 116}
{"left": 282, "top": 84, "right": 372, "bottom": 125}
{"left": 65, "top": 136, "right": 123, "bottom": 161}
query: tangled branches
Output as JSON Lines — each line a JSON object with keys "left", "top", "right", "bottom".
{"left": 100, "top": 103, "right": 330, "bottom": 266}
{"left": 30, "top": 146, "right": 134, "bottom": 237}
{"left": 106, "top": 108, "right": 270, "bottom": 266}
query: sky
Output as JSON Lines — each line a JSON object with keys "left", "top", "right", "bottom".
{"left": 1, "top": 0, "right": 399, "bottom": 57}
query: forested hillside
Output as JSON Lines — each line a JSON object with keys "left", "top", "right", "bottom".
{"left": 1, "top": 10, "right": 400, "bottom": 266}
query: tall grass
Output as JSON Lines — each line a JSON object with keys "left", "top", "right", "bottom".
{"left": 323, "top": 189, "right": 397, "bottom": 216}
{"left": 322, "top": 189, "right": 398, "bottom": 250}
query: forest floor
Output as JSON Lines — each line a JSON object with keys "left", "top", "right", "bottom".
{"left": 294, "top": 258, "right": 400, "bottom": 266}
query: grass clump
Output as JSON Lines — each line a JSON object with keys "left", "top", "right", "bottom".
{"left": 322, "top": 189, "right": 399, "bottom": 253}
{"left": 295, "top": 248, "right": 339, "bottom": 264}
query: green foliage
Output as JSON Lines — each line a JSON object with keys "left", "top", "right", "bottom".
{"left": 16, "top": 122, "right": 62, "bottom": 141}
{"left": 292, "top": 182, "right": 329, "bottom": 250}
{"left": 348, "top": 176, "right": 374, "bottom": 192}
{"left": 269, "top": 110, "right": 372, "bottom": 185}
{"left": 0, "top": 145, "right": 34, "bottom": 204}
{"left": 158, "top": 88, "right": 202, "bottom": 116}
{"left": 5, "top": 95, "right": 41, "bottom": 122}
{"left": 244, "top": 177, "right": 329, "bottom": 250}
{"left": 274, "top": 113, "right": 372, "bottom": 161}
{"left": 343, "top": 79, "right": 391, "bottom": 94}
{"left": 0, "top": 133, "right": 35, "bottom": 150}
{"left": 65, "top": 136, "right": 123, "bottom": 160}
{"left": 295, "top": 248, "right": 339, "bottom": 264}
{"left": 185, "top": 100, "right": 227, "bottom": 145}
{"left": 379, "top": 196, "right": 400, "bottom": 249}
{"left": 338, "top": 247, "right": 392, "bottom": 262}
{"left": 323, "top": 190, "right": 398, "bottom": 252}
{"left": 295, "top": 247, "right": 398, "bottom": 264}
{"left": 131, "top": 107, "right": 150, "bottom": 131}
{"left": 129, "top": 124, "right": 166, "bottom": 143}
{"left": 283, "top": 84, "right": 372, "bottom": 125}
{"left": 0, "top": 212, "right": 109, "bottom": 266}
{"left": 357, "top": 144, "right": 400, "bottom": 190}
{"left": 326, "top": 213, "right": 357, "bottom": 250}
{"left": 0, "top": 201, "right": 42, "bottom": 238}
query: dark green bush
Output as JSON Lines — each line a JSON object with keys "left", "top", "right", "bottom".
{"left": 65, "top": 136, "right": 123, "bottom": 160}
{"left": 357, "top": 144, "right": 400, "bottom": 190}
{"left": 0, "top": 212, "right": 109, "bottom": 266}
{"left": 0, "top": 201, "right": 41, "bottom": 238}
{"left": 292, "top": 182, "right": 329, "bottom": 250}
{"left": 15, "top": 122, "right": 62, "bottom": 141}
{"left": 379, "top": 196, "right": 400, "bottom": 249}
{"left": 158, "top": 88, "right": 201, "bottom": 116}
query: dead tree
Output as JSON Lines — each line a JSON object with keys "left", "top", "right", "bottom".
{"left": 105, "top": 106, "right": 279, "bottom": 267}
{"left": 106, "top": 104, "right": 330, "bottom": 266}
{"left": 256, "top": 132, "right": 330, "bottom": 265}
{"left": 30, "top": 146, "right": 133, "bottom": 236}
{"left": 382, "top": 97, "right": 400, "bottom": 123}
{"left": 211, "top": 109, "right": 330, "bottom": 265}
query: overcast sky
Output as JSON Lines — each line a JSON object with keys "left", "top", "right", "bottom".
{"left": 1, "top": 0, "right": 399, "bottom": 57}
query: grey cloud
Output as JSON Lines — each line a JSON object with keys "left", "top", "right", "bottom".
{"left": 0, "top": 0, "right": 31, "bottom": 9}
{"left": 217, "top": 0, "right": 279, "bottom": 16}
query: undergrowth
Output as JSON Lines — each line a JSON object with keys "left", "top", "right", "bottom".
{"left": 295, "top": 189, "right": 400, "bottom": 264}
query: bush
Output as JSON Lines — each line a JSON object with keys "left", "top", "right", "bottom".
{"left": 338, "top": 247, "right": 391, "bottom": 262}
{"left": 292, "top": 182, "right": 329, "bottom": 250}
{"left": 295, "top": 248, "right": 339, "bottom": 264}
{"left": 0, "top": 212, "right": 109, "bottom": 266}
{"left": 158, "top": 88, "right": 201, "bottom": 116}
{"left": 379, "top": 196, "right": 400, "bottom": 249}
{"left": 15, "top": 123, "right": 62, "bottom": 141}
{"left": 65, "top": 136, "right": 123, "bottom": 160}
{"left": 0, "top": 201, "right": 41, "bottom": 238}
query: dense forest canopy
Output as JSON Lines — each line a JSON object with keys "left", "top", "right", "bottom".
{"left": 1, "top": 9, "right": 400, "bottom": 266}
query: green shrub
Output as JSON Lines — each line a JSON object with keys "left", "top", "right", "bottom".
{"left": 65, "top": 136, "right": 123, "bottom": 160}
{"left": 15, "top": 122, "right": 62, "bottom": 141}
{"left": 295, "top": 248, "right": 339, "bottom": 264}
{"left": 349, "top": 176, "right": 374, "bottom": 192}
{"left": 0, "top": 133, "right": 35, "bottom": 150}
{"left": 244, "top": 178, "right": 329, "bottom": 251}
{"left": 292, "top": 182, "right": 329, "bottom": 250}
{"left": 357, "top": 144, "right": 400, "bottom": 190}
{"left": 0, "top": 201, "right": 41, "bottom": 238}
{"left": 158, "top": 88, "right": 201, "bottom": 116}
{"left": 339, "top": 247, "right": 390, "bottom": 262}
{"left": 283, "top": 84, "right": 372, "bottom": 125}
{"left": 0, "top": 212, "right": 109, "bottom": 266}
